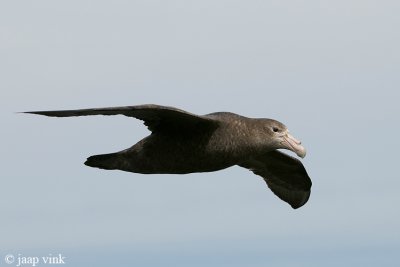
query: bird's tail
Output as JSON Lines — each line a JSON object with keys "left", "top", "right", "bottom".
{"left": 84, "top": 152, "right": 123, "bottom": 170}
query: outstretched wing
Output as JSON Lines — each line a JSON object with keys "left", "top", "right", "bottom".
{"left": 23, "top": 104, "right": 219, "bottom": 133}
{"left": 239, "top": 150, "right": 312, "bottom": 209}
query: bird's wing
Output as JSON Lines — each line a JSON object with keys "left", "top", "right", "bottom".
{"left": 239, "top": 150, "right": 312, "bottom": 209}
{"left": 24, "top": 104, "right": 219, "bottom": 133}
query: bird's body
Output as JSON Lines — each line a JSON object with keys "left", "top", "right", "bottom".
{"left": 87, "top": 112, "right": 268, "bottom": 174}
{"left": 24, "top": 104, "right": 312, "bottom": 209}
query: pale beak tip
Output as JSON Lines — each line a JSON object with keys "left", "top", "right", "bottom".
{"left": 297, "top": 148, "right": 306, "bottom": 158}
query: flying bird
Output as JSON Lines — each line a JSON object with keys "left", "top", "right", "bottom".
{"left": 24, "top": 104, "right": 312, "bottom": 209}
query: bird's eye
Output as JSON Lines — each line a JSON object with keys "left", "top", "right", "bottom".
{"left": 272, "top": 127, "right": 279, "bottom": 133}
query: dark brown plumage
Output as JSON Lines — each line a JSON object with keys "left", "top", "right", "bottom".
{"left": 24, "top": 104, "right": 312, "bottom": 209}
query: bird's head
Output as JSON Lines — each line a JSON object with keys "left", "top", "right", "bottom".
{"left": 259, "top": 119, "right": 306, "bottom": 158}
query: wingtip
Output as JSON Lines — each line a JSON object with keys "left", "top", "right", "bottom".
{"left": 290, "top": 203, "right": 304, "bottom": 209}
{"left": 18, "top": 110, "right": 63, "bottom": 117}
{"left": 289, "top": 193, "right": 311, "bottom": 209}
{"left": 19, "top": 111, "right": 42, "bottom": 115}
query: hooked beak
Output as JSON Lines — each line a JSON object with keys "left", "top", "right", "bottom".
{"left": 281, "top": 132, "right": 306, "bottom": 158}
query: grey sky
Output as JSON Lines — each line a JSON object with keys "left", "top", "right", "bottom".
{"left": 1, "top": 0, "right": 399, "bottom": 266}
